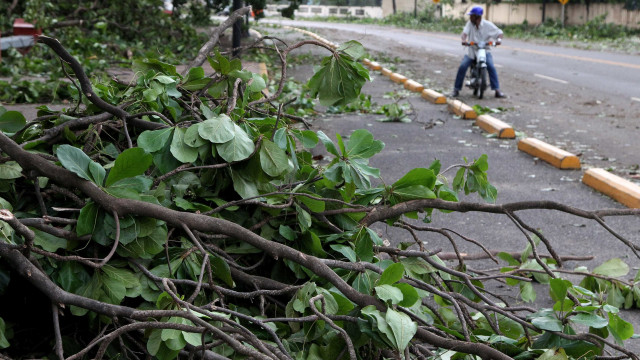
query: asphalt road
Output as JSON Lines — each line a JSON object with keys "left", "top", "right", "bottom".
{"left": 267, "top": 22, "right": 640, "bottom": 352}
{"left": 264, "top": 19, "right": 640, "bottom": 102}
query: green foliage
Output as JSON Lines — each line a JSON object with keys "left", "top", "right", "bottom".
{"left": 0, "top": 31, "right": 637, "bottom": 360}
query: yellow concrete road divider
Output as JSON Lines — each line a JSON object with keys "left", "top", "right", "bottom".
{"left": 390, "top": 73, "right": 408, "bottom": 84}
{"left": 582, "top": 168, "right": 640, "bottom": 208}
{"left": 421, "top": 89, "right": 446, "bottom": 104}
{"left": 447, "top": 99, "right": 477, "bottom": 119}
{"left": 368, "top": 61, "right": 382, "bottom": 71}
{"left": 475, "top": 114, "right": 515, "bottom": 139}
{"left": 517, "top": 138, "right": 581, "bottom": 169}
{"left": 404, "top": 79, "right": 424, "bottom": 92}
{"left": 381, "top": 68, "right": 393, "bottom": 77}
{"left": 362, "top": 59, "right": 372, "bottom": 67}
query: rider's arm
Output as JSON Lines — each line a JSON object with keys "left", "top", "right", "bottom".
{"left": 461, "top": 32, "right": 468, "bottom": 45}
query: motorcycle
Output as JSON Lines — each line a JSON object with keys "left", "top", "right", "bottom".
{"left": 464, "top": 41, "right": 494, "bottom": 99}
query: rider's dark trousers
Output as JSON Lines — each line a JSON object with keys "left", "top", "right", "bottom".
{"left": 454, "top": 52, "right": 500, "bottom": 91}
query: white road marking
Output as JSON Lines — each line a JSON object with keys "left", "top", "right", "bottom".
{"left": 534, "top": 74, "right": 568, "bottom": 84}
{"left": 632, "top": 97, "right": 640, "bottom": 103}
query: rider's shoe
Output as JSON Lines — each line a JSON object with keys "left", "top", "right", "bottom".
{"left": 450, "top": 89, "right": 460, "bottom": 97}
{"left": 495, "top": 90, "right": 507, "bottom": 98}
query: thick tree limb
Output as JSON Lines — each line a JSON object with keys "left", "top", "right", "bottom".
{"left": 183, "top": 7, "right": 251, "bottom": 75}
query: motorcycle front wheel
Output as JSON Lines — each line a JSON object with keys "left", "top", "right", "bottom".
{"left": 478, "top": 67, "right": 487, "bottom": 99}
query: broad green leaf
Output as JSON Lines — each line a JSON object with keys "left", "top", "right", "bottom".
{"left": 532, "top": 316, "right": 563, "bottom": 332}
{"left": 393, "top": 168, "right": 436, "bottom": 190}
{"left": 570, "top": 313, "right": 608, "bottom": 328}
{"left": 217, "top": 124, "right": 254, "bottom": 162}
{"left": 537, "top": 348, "right": 568, "bottom": 360}
{"left": 77, "top": 202, "right": 100, "bottom": 236}
{"left": 361, "top": 306, "right": 396, "bottom": 348}
{"left": 593, "top": 258, "right": 629, "bottom": 278}
{"left": 137, "top": 128, "right": 174, "bottom": 153}
{"left": 317, "top": 131, "right": 339, "bottom": 156}
{"left": 473, "top": 154, "right": 489, "bottom": 172}
{"left": 608, "top": 312, "right": 634, "bottom": 343}
{"left": 0, "top": 161, "right": 22, "bottom": 179}
{"left": 549, "top": 278, "right": 572, "bottom": 302}
{"left": 378, "top": 263, "right": 405, "bottom": 285}
{"left": 355, "top": 233, "right": 373, "bottom": 262}
{"left": 0, "top": 110, "right": 26, "bottom": 133}
{"left": 374, "top": 284, "right": 403, "bottom": 304}
{"left": 346, "top": 129, "right": 384, "bottom": 159}
{"left": 297, "top": 195, "right": 325, "bottom": 213}
{"left": 210, "top": 254, "right": 234, "bottom": 287}
{"left": 247, "top": 73, "right": 266, "bottom": 93}
{"left": 0, "top": 317, "right": 8, "bottom": 348}
{"left": 184, "top": 123, "right": 206, "bottom": 148}
{"left": 307, "top": 47, "right": 369, "bottom": 107}
{"left": 338, "top": 40, "right": 366, "bottom": 60}
{"left": 260, "top": 140, "right": 290, "bottom": 177}
{"left": 170, "top": 127, "right": 198, "bottom": 163}
{"left": 88, "top": 161, "right": 105, "bottom": 186}
{"left": 184, "top": 66, "right": 204, "bottom": 83}
{"left": 33, "top": 228, "right": 67, "bottom": 252}
{"left": 198, "top": 114, "right": 235, "bottom": 143}
{"left": 133, "top": 58, "right": 178, "bottom": 76}
{"left": 56, "top": 144, "right": 94, "bottom": 181}
{"left": 106, "top": 147, "right": 153, "bottom": 187}
{"left": 293, "top": 130, "right": 318, "bottom": 149}
{"left": 520, "top": 282, "right": 536, "bottom": 303}
{"left": 394, "top": 283, "right": 420, "bottom": 307}
{"left": 230, "top": 170, "right": 259, "bottom": 199}
{"left": 386, "top": 308, "right": 417, "bottom": 352}
{"left": 329, "top": 244, "right": 357, "bottom": 262}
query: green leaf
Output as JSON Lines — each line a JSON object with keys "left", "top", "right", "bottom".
{"left": 473, "top": 154, "right": 489, "bottom": 172}
{"left": 184, "top": 67, "right": 204, "bottom": 83}
{"left": 0, "top": 317, "right": 10, "bottom": 348}
{"left": 170, "top": 127, "right": 199, "bottom": 163}
{"left": 375, "top": 284, "right": 403, "bottom": 304}
{"left": 137, "top": 128, "right": 174, "bottom": 153}
{"left": 89, "top": 161, "right": 105, "bottom": 186}
{"left": 329, "top": 244, "right": 357, "bottom": 262}
{"left": 394, "top": 283, "right": 420, "bottom": 307}
{"left": 361, "top": 306, "right": 396, "bottom": 348}
{"left": 346, "top": 129, "right": 384, "bottom": 159}
{"left": 317, "top": 131, "right": 339, "bottom": 156}
{"left": 33, "top": 228, "right": 67, "bottom": 252}
{"left": 198, "top": 114, "right": 235, "bottom": 143}
{"left": 593, "top": 258, "right": 629, "bottom": 278}
{"left": 0, "top": 161, "right": 23, "bottom": 179}
{"left": 393, "top": 168, "right": 436, "bottom": 190}
{"left": 385, "top": 308, "right": 417, "bottom": 352}
{"left": 297, "top": 195, "right": 325, "bottom": 213}
{"left": 532, "top": 316, "right": 563, "bottom": 332}
{"left": 452, "top": 167, "right": 466, "bottom": 192}
{"left": 537, "top": 348, "right": 568, "bottom": 360}
{"left": 247, "top": 73, "right": 266, "bottom": 93}
{"left": 520, "top": 282, "right": 536, "bottom": 303}
{"left": 378, "top": 263, "right": 405, "bottom": 285}
{"left": 570, "top": 313, "right": 608, "bottom": 328}
{"left": 338, "top": 40, "right": 366, "bottom": 60}
{"left": 549, "top": 278, "right": 572, "bottom": 302}
{"left": 260, "top": 140, "right": 290, "bottom": 177}
{"left": 77, "top": 202, "right": 100, "bottom": 236}
{"left": 0, "top": 110, "right": 26, "bottom": 133}
{"left": 217, "top": 124, "right": 254, "bottom": 162}
{"left": 210, "top": 254, "right": 234, "bottom": 287}
{"left": 183, "top": 123, "right": 206, "bottom": 148}
{"left": 133, "top": 59, "right": 178, "bottom": 77}
{"left": 608, "top": 312, "right": 634, "bottom": 343}
{"left": 307, "top": 45, "right": 370, "bottom": 107}
{"left": 56, "top": 144, "right": 94, "bottom": 182}
{"left": 106, "top": 148, "right": 153, "bottom": 187}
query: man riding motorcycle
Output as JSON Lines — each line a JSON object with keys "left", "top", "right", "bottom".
{"left": 450, "top": 6, "right": 506, "bottom": 98}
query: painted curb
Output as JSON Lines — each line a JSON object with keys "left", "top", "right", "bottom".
{"left": 362, "top": 58, "right": 372, "bottom": 67}
{"left": 390, "top": 73, "right": 408, "bottom": 84}
{"left": 404, "top": 79, "right": 425, "bottom": 92}
{"left": 447, "top": 99, "right": 477, "bottom": 119}
{"left": 368, "top": 61, "right": 382, "bottom": 71}
{"left": 380, "top": 68, "right": 393, "bottom": 77}
{"left": 582, "top": 168, "right": 640, "bottom": 208}
{"left": 475, "top": 114, "right": 515, "bottom": 139}
{"left": 421, "top": 89, "right": 446, "bottom": 104}
{"left": 517, "top": 138, "right": 581, "bottom": 169}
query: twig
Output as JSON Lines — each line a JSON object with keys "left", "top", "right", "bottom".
{"left": 309, "top": 295, "right": 356, "bottom": 360}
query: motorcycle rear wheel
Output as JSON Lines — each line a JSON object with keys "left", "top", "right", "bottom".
{"left": 478, "top": 67, "right": 487, "bottom": 99}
